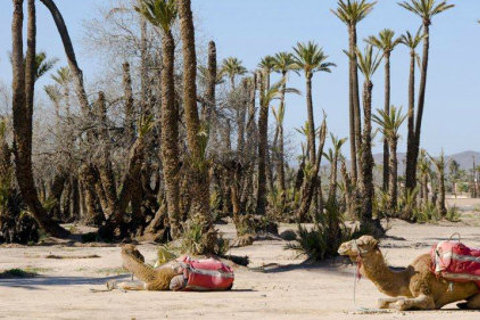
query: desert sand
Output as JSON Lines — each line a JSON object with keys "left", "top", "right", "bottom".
{"left": 1, "top": 198, "right": 480, "bottom": 320}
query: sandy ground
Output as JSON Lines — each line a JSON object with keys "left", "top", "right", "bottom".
{"left": 2, "top": 198, "right": 480, "bottom": 320}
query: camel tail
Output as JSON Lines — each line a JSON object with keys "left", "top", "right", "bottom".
{"left": 121, "top": 246, "right": 157, "bottom": 283}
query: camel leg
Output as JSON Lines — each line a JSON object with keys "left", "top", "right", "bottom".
{"left": 394, "top": 294, "right": 435, "bottom": 311}
{"left": 458, "top": 293, "right": 480, "bottom": 310}
{"left": 377, "top": 297, "right": 405, "bottom": 309}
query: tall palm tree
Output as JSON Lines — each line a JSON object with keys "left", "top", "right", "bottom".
{"left": 331, "top": 0, "right": 376, "bottom": 184}
{"left": 177, "top": 0, "right": 214, "bottom": 247}
{"left": 399, "top": 0, "right": 454, "bottom": 197}
{"left": 293, "top": 41, "right": 335, "bottom": 164}
{"left": 272, "top": 52, "right": 298, "bottom": 196}
{"left": 373, "top": 106, "right": 407, "bottom": 212}
{"left": 399, "top": 28, "right": 424, "bottom": 216}
{"left": 366, "top": 29, "right": 401, "bottom": 192}
{"left": 135, "top": 0, "right": 181, "bottom": 237}
{"left": 11, "top": 0, "right": 69, "bottom": 238}
{"left": 354, "top": 45, "right": 382, "bottom": 225}
{"left": 221, "top": 57, "right": 247, "bottom": 90}
{"left": 256, "top": 79, "right": 286, "bottom": 215}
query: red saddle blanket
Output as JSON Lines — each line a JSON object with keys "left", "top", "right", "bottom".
{"left": 179, "top": 256, "right": 234, "bottom": 291}
{"left": 431, "top": 241, "right": 480, "bottom": 287}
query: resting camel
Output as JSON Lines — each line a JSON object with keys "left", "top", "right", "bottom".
{"left": 338, "top": 235, "right": 480, "bottom": 311}
{"left": 107, "top": 244, "right": 183, "bottom": 291}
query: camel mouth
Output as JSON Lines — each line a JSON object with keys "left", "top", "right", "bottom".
{"left": 337, "top": 247, "right": 349, "bottom": 256}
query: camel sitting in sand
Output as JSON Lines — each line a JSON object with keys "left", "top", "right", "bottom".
{"left": 338, "top": 235, "right": 480, "bottom": 311}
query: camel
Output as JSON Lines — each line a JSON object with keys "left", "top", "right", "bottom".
{"left": 338, "top": 235, "right": 480, "bottom": 311}
{"left": 106, "top": 244, "right": 183, "bottom": 291}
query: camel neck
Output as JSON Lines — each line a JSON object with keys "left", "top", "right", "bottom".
{"left": 359, "top": 249, "right": 411, "bottom": 297}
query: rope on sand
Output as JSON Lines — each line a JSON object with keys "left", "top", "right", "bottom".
{"left": 351, "top": 262, "right": 393, "bottom": 314}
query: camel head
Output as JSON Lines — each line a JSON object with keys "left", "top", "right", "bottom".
{"left": 121, "top": 244, "right": 145, "bottom": 263}
{"left": 338, "top": 235, "right": 379, "bottom": 260}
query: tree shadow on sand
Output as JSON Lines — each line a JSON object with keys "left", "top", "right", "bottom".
{"left": 0, "top": 274, "right": 129, "bottom": 290}
{"left": 249, "top": 257, "right": 354, "bottom": 278}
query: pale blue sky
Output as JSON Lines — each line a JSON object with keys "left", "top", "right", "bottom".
{"left": 0, "top": 0, "right": 479, "bottom": 156}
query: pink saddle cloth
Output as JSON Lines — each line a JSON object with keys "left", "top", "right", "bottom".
{"left": 431, "top": 240, "right": 480, "bottom": 287}
{"left": 178, "top": 256, "right": 234, "bottom": 291}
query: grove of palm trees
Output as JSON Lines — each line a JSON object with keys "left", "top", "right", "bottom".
{"left": 1, "top": 0, "right": 480, "bottom": 318}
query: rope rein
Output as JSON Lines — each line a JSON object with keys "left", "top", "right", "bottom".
{"left": 350, "top": 241, "right": 391, "bottom": 314}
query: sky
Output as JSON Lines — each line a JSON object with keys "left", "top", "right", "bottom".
{"left": 0, "top": 0, "right": 479, "bottom": 157}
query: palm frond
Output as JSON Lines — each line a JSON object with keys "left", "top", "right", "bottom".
{"left": 134, "top": 0, "right": 177, "bottom": 32}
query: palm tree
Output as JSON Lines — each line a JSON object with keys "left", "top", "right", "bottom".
{"left": 417, "top": 149, "right": 431, "bottom": 207}
{"left": 33, "top": 51, "right": 58, "bottom": 81}
{"left": 428, "top": 151, "right": 449, "bottom": 217}
{"left": 177, "top": 0, "right": 214, "bottom": 249}
{"left": 272, "top": 52, "right": 298, "bottom": 196}
{"left": 325, "top": 134, "right": 347, "bottom": 203}
{"left": 293, "top": 41, "right": 335, "bottom": 164}
{"left": 51, "top": 66, "right": 72, "bottom": 116}
{"left": 135, "top": 0, "right": 181, "bottom": 237}
{"left": 39, "top": 0, "right": 90, "bottom": 115}
{"left": 257, "top": 79, "right": 287, "bottom": 215}
{"left": 399, "top": 0, "right": 454, "bottom": 197}
{"left": 366, "top": 29, "right": 401, "bottom": 192}
{"left": 221, "top": 57, "right": 247, "bottom": 90}
{"left": 449, "top": 159, "right": 460, "bottom": 198}
{"left": 258, "top": 55, "right": 276, "bottom": 90}
{"left": 11, "top": 0, "right": 69, "bottom": 238}
{"left": 399, "top": 28, "right": 424, "bottom": 216}
{"left": 331, "top": 0, "right": 376, "bottom": 184}
{"left": 373, "top": 106, "right": 407, "bottom": 212}
{"left": 221, "top": 56, "right": 247, "bottom": 152}
{"left": 354, "top": 45, "right": 382, "bottom": 225}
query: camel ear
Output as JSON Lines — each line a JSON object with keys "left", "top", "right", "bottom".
{"left": 365, "top": 237, "right": 379, "bottom": 248}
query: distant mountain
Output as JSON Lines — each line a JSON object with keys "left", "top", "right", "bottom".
{"left": 371, "top": 151, "right": 480, "bottom": 175}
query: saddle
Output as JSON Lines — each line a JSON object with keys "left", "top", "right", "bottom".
{"left": 431, "top": 239, "right": 480, "bottom": 287}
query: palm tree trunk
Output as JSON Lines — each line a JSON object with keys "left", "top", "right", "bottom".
{"left": 411, "top": 24, "right": 431, "bottom": 193}
{"left": 305, "top": 74, "right": 316, "bottom": 164}
{"left": 203, "top": 41, "right": 216, "bottom": 124}
{"left": 140, "top": 15, "right": 149, "bottom": 116}
{"left": 328, "top": 152, "right": 339, "bottom": 202}
{"left": 437, "top": 166, "right": 447, "bottom": 217}
{"left": 351, "top": 24, "right": 362, "bottom": 181}
{"left": 388, "top": 138, "right": 398, "bottom": 212}
{"left": 383, "top": 53, "right": 391, "bottom": 192}
{"left": 177, "top": 0, "right": 212, "bottom": 226}
{"left": 256, "top": 72, "right": 268, "bottom": 215}
{"left": 361, "top": 80, "right": 374, "bottom": 224}
{"left": 12, "top": 0, "right": 69, "bottom": 238}
{"left": 39, "top": 0, "right": 90, "bottom": 115}
{"left": 278, "top": 72, "right": 287, "bottom": 195}
{"left": 123, "top": 62, "right": 135, "bottom": 141}
{"left": 348, "top": 24, "right": 358, "bottom": 184}
{"left": 405, "top": 50, "right": 417, "bottom": 208}
{"left": 236, "top": 79, "right": 247, "bottom": 153}
{"left": 296, "top": 120, "right": 327, "bottom": 221}
{"left": 161, "top": 30, "right": 181, "bottom": 238}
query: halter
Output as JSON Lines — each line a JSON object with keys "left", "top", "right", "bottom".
{"left": 350, "top": 239, "right": 391, "bottom": 314}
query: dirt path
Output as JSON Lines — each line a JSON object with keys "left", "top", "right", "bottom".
{"left": 1, "top": 198, "right": 480, "bottom": 319}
